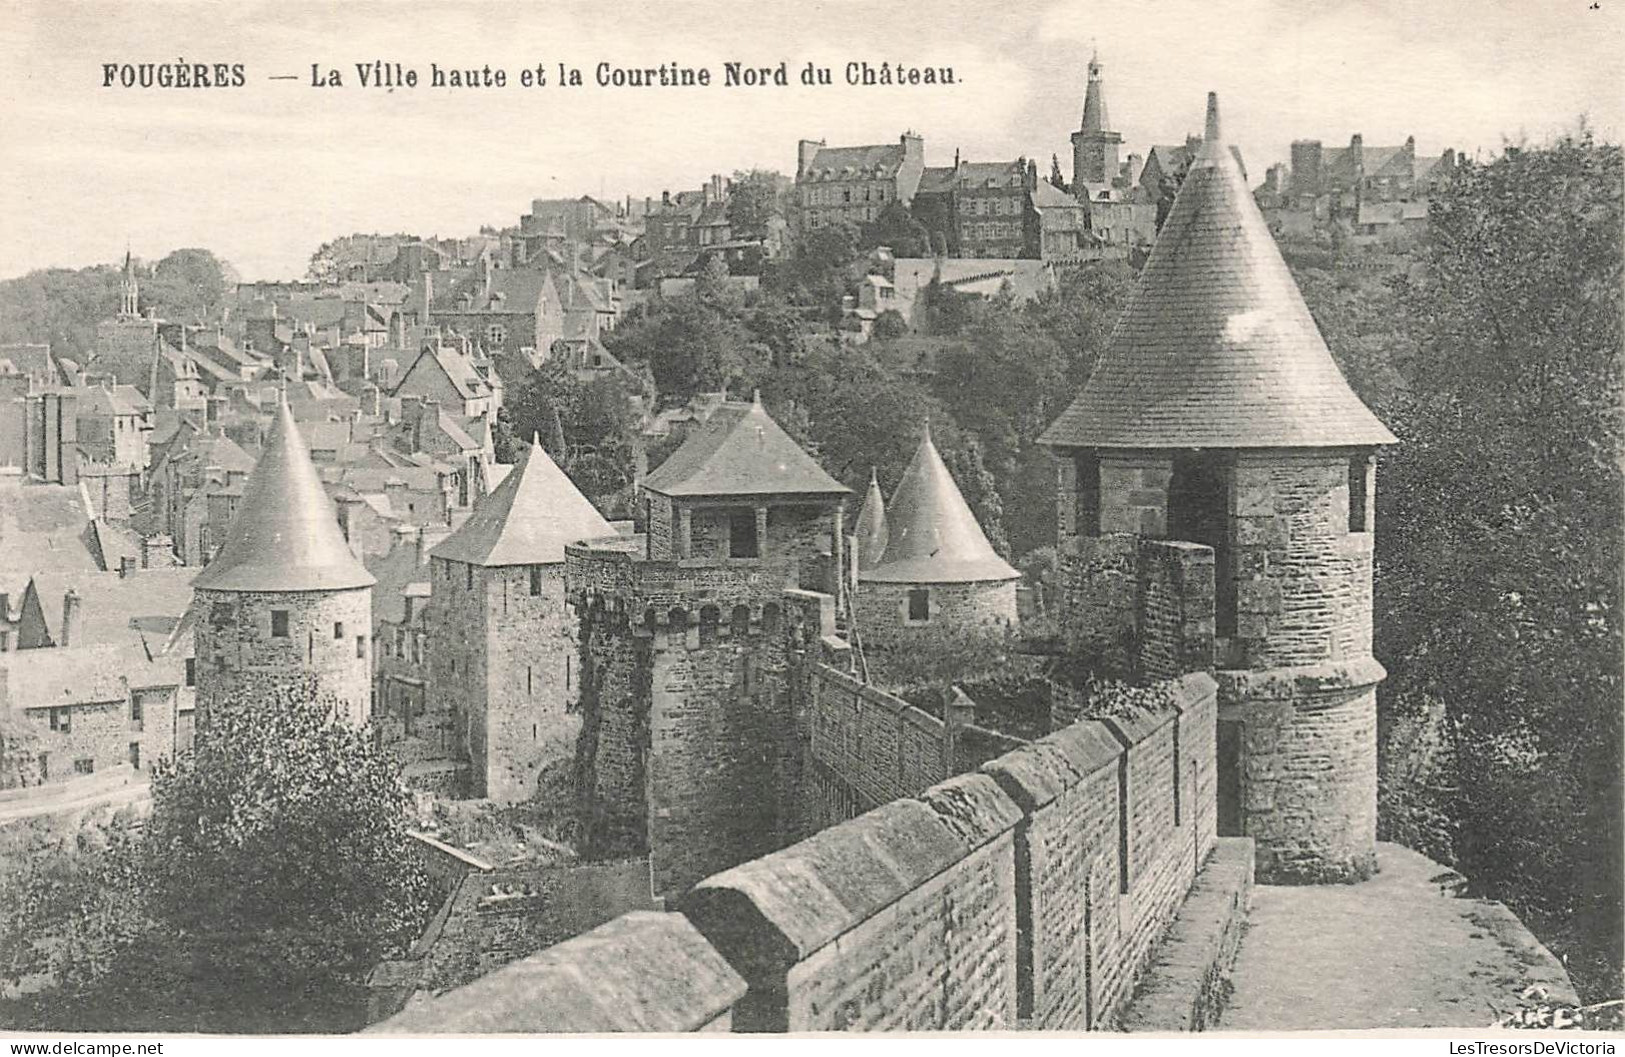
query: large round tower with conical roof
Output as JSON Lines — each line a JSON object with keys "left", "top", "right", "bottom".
{"left": 192, "top": 400, "right": 376, "bottom": 728}
{"left": 856, "top": 427, "right": 1020, "bottom": 654}
{"left": 1041, "top": 93, "right": 1396, "bottom": 883}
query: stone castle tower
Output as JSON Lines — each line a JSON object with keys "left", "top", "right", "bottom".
{"left": 192, "top": 399, "right": 376, "bottom": 727}
{"left": 1041, "top": 94, "right": 1396, "bottom": 883}
{"left": 428, "top": 436, "right": 614, "bottom": 803}
{"left": 854, "top": 426, "right": 1019, "bottom": 652}
{"left": 1071, "top": 51, "right": 1122, "bottom": 187}
{"left": 569, "top": 394, "right": 850, "bottom": 896}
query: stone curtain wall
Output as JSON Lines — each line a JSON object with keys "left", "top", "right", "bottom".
{"left": 805, "top": 665, "right": 951, "bottom": 808}
{"left": 377, "top": 671, "right": 1220, "bottom": 1033}
{"left": 1060, "top": 535, "right": 1216, "bottom": 682}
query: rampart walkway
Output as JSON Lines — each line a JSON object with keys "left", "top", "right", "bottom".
{"left": 1219, "top": 843, "right": 1576, "bottom": 1030}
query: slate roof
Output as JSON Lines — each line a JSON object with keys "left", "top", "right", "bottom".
{"left": 861, "top": 429, "right": 1017, "bottom": 585}
{"left": 431, "top": 439, "right": 611, "bottom": 566}
{"left": 803, "top": 143, "right": 905, "bottom": 180}
{"left": 642, "top": 395, "right": 848, "bottom": 500}
{"left": 192, "top": 400, "right": 375, "bottom": 592}
{"left": 853, "top": 470, "right": 889, "bottom": 572}
{"left": 1041, "top": 94, "right": 1396, "bottom": 451}
{"left": 1081, "top": 64, "right": 1110, "bottom": 134}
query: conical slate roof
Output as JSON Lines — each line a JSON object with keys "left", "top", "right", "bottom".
{"left": 430, "top": 437, "right": 613, "bottom": 566}
{"left": 642, "top": 393, "right": 848, "bottom": 499}
{"left": 1080, "top": 54, "right": 1109, "bottom": 134}
{"left": 192, "top": 400, "right": 375, "bottom": 593}
{"left": 853, "top": 469, "right": 889, "bottom": 571}
{"left": 862, "top": 430, "right": 1018, "bottom": 585}
{"left": 1041, "top": 93, "right": 1396, "bottom": 450}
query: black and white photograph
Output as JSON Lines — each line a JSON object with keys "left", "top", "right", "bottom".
{"left": 0, "top": 0, "right": 1620, "bottom": 1043}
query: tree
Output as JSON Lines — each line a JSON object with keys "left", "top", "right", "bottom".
{"left": 142, "top": 248, "right": 233, "bottom": 323}
{"left": 1049, "top": 153, "right": 1069, "bottom": 193}
{"left": 860, "top": 202, "right": 931, "bottom": 257}
{"left": 725, "top": 169, "right": 783, "bottom": 240}
{"left": 3, "top": 683, "right": 433, "bottom": 1032}
{"left": 1375, "top": 131, "right": 1622, "bottom": 1000}
{"left": 872, "top": 309, "right": 908, "bottom": 341}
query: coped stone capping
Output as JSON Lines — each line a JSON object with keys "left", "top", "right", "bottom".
{"left": 680, "top": 775, "right": 1024, "bottom": 1032}
{"left": 369, "top": 911, "right": 746, "bottom": 1034}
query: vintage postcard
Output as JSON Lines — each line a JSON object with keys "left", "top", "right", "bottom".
{"left": 0, "top": 0, "right": 1620, "bottom": 1043}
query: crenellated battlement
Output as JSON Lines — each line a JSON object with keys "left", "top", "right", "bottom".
{"left": 566, "top": 534, "right": 806, "bottom": 638}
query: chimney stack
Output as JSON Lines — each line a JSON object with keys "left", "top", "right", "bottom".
{"left": 60, "top": 588, "right": 82, "bottom": 647}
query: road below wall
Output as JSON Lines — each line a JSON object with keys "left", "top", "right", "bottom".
{"left": 1219, "top": 842, "right": 1576, "bottom": 1030}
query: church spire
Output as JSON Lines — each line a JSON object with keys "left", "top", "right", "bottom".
{"left": 1071, "top": 49, "right": 1122, "bottom": 187}
{"left": 119, "top": 248, "right": 139, "bottom": 318}
{"left": 1081, "top": 51, "right": 1108, "bottom": 134}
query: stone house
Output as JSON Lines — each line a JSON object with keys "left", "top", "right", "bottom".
{"left": 794, "top": 133, "right": 926, "bottom": 233}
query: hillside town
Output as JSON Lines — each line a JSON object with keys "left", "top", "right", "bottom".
{"left": 0, "top": 46, "right": 1618, "bottom": 1040}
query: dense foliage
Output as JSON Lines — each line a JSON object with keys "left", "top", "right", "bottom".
{"left": 0, "top": 248, "right": 234, "bottom": 362}
{"left": 0, "top": 686, "right": 432, "bottom": 1032}
{"left": 1373, "top": 133, "right": 1622, "bottom": 998}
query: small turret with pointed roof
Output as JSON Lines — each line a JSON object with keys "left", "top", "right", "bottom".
{"left": 1045, "top": 92, "right": 1395, "bottom": 450}
{"left": 193, "top": 399, "right": 374, "bottom": 592}
{"left": 642, "top": 393, "right": 847, "bottom": 500}
{"left": 854, "top": 468, "right": 889, "bottom": 572}
{"left": 1081, "top": 50, "right": 1109, "bottom": 135}
{"left": 863, "top": 425, "right": 1017, "bottom": 585}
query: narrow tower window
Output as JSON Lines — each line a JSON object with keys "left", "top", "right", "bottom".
{"left": 728, "top": 510, "right": 759, "bottom": 558}
{"left": 906, "top": 587, "right": 931, "bottom": 623}
{"left": 1348, "top": 456, "right": 1371, "bottom": 533}
{"left": 1075, "top": 452, "right": 1101, "bottom": 537}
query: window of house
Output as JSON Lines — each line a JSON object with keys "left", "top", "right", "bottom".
{"left": 906, "top": 587, "right": 931, "bottom": 623}
{"left": 271, "top": 610, "right": 290, "bottom": 638}
{"left": 356, "top": 635, "right": 366, "bottom": 659}
{"left": 130, "top": 696, "right": 143, "bottom": 731}
{"left": 184, "top": 657, "right": 195, "bottom": 687}
{"left": 74, "top": 758, "right": 94, "bottom": 776}
{"left": 334, "top": 621, "right": 345, "bottom": 640}
{"left": 129, "top": 742, "right": 141, "bottom": 770}
{"left": 1348, "top": 456, "right": 1371, "bottom": 533}
{"left": 728, "top": 510, "right": 760, "bottom": 559}
{"left": 37, "top": 753, "right": 48, "bottom": 780}
{"left": 211, "top": 602, "right": 232, "bottom": 626}
{"left": 486, "top": 323, "right": 508, "bottom": 346}
{"left": 466, "top": 564, "right": 474, "bottom": 590}
{"left": 49, "top": 707, "right": 71, "bottom": 734}
{"left": 529, "top": 565, "right": 543, "bottom": 596}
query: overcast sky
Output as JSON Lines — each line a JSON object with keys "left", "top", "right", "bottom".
{"left": 2, "top": 0, "right": 1620, "bottom": 281}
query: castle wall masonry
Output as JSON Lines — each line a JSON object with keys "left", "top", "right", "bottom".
{"left": 375, "top": 664, "right": 1227, "bottom": 1033}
